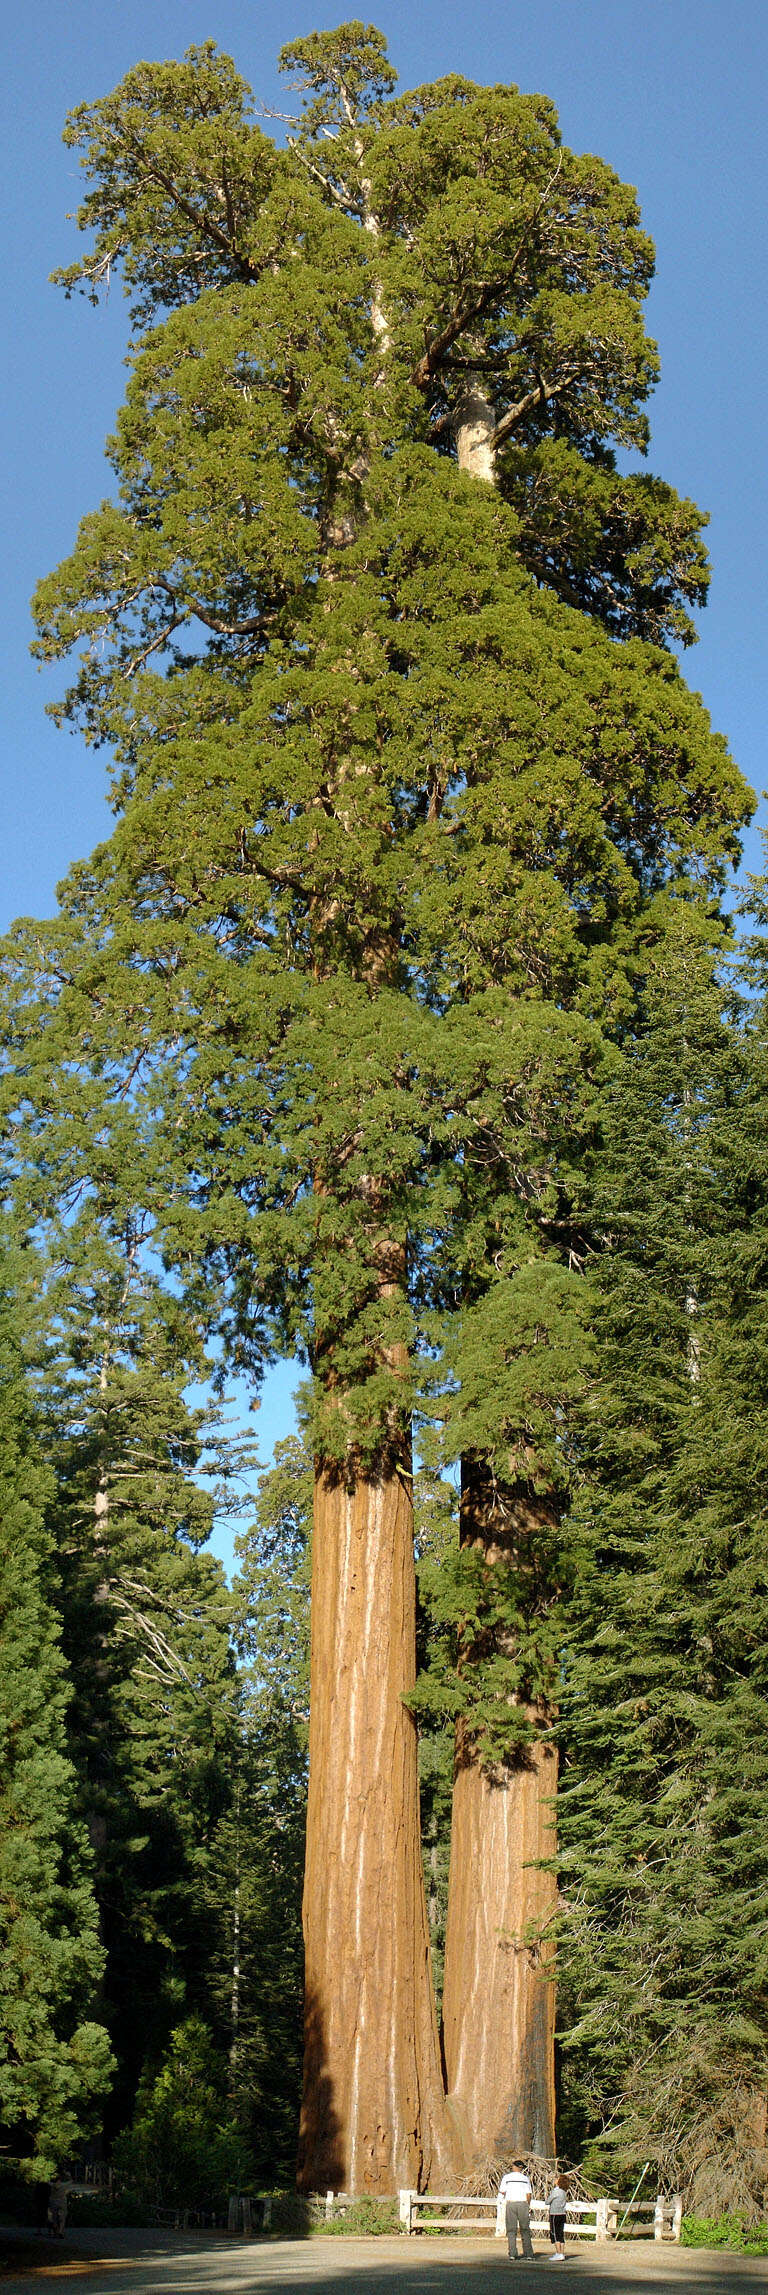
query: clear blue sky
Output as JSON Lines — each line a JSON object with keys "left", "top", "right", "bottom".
{"left": 3, "top": 0, "right": 766, "bottom": 1550}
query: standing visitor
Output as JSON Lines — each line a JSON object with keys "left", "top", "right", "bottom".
{"left": 499, "top": 2162, "right": 535, "bottom": 2261}
{"left": 547, "top": 2174, "right": 568, "bottom": 2259}
{"left": 47, "top": 2179, "right": 69, "bottom": 2239}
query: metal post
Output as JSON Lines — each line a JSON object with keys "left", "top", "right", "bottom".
{"left": 617, "top": 2161, "right": 650, "bottom": 2236}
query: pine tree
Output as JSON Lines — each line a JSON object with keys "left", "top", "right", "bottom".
{"left": 1, "top": 22, "right": 750, "bottom": 2187}
{"left": 0, "top": 1241, "right": 112, "bottom": 2177}
{"left": 557, "top": 906, "right": 768, "bottom": 2214}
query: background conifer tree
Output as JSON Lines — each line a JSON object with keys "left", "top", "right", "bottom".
{"left": 226, "top": 1437, "right": 312, "bottom": 2177}
{"left": 0, "top": 1240, "right": 113, "bottom": 2177}
{"left": 0, "top": 1144, "right": 249, "bottom": 2144}
{"left": 42, "top": 1249, "right": 242, "bottom": 2146}
{"left": 557, "top": 906, "right": 768, "bottom": 2213}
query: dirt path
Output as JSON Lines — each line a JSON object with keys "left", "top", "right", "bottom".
{"left": 1, "top": 2231, "right": 764, "bottom": 2295}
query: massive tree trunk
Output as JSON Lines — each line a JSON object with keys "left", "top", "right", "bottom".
{"left": 439, "top": 391, "right": 559, "bottom": 2167}
{"left": 298, "top": 1443, "right": 451, "bottom": 2193}
{"left": 297, "top": 250, "right": 456, "bottom": 2171}
{"left": 442, "top": 1729, "right": 557, "bottom": 2165}
{"left": 441, "top": 1464, "right": 558, "bottom": 2170}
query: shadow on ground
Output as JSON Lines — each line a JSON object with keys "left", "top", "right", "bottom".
{"left": 1, "top": 2229, "right": 766, "bottom": 2295}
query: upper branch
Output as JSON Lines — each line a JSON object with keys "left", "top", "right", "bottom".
{"left": 491, "top": 369, "right": 579, "bottom": 451}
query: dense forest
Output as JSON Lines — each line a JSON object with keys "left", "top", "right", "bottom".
{"left": 1, "top": 19, "right": 767, "bottom": 2220}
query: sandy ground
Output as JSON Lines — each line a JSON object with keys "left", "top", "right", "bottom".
{"left": 1, "top": 2229, "right": 765, "bottom": 2295}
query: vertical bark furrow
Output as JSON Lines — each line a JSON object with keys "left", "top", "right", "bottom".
{"left": 298, "top": 1456, "right": 451, "bottom": 2193}
{"left": 442, "top": 1726, "right": 557, "bottom": 2164}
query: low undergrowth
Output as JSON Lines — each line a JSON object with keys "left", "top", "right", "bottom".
{"left": 681, "top": 2213, "right": 768, "bottom": 2255}
{"left": 319, "top": 2199, "right": 401, "bottom": 2236}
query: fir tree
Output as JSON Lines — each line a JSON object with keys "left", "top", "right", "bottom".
{"left": 557, "top": 906, "right": 768, "bottom": 2213}
{"left": 46, "top": 1247, "right": 242, "bottom": 2146}
{"left": 226, "top": 1437, "right": 312, "bottom": 2178}
{"left": 0, "top": 1243, "right": 112, "bottom": 2176}
{"left": 0, "top": 1182, "right": 247, "bottom": 2145}
{"left": 113, "top": 2016, "right": 249, "bottom": 2212}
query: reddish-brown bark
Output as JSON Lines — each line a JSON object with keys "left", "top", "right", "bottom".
{"left": 441, "top": 1459, "right": 558, "bottom": 2168}
{"left": 442, "top": 1728, "right": 557, "bottom": 2166}
{"left": 442, "top": 340, "right": 560, "bottom": 2148}
{"left": 297, "top": 1454, "right": 452, "bottom": 2194}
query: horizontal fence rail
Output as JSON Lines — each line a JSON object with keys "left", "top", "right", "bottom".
{"left": 399, "top": 2195, "right": 499, "bottom": 2233}
{"left": 398, "top": 2190, "right": 683, "bottom": 2242}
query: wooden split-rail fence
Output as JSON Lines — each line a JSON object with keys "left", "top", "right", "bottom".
{"left": 67, "top": 2168, "right": 681, "bottom": 2243}
{"left": 397, "top": 2190, "right": 683, "bottom": 2242}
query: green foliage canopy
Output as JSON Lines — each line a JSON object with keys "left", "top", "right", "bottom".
{"left": 0, "top": 1245, "right": 112, "bottom": 2177}
{"left": 557, "top": 908, "right": 768, "bottom": 2209}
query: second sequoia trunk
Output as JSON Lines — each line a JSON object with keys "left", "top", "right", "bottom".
{"left": 441, "top": 1456, "right": 557, "bottom": 2168}
{"left": 298, "top": 1444, "right": 451, "bottom": 2194}
{"left": 440, "top": 382, "right": 559, "bottom": 2167}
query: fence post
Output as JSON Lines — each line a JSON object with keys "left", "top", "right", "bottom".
{"left": 671, "top": 2198, "right": 683, "bottom": 2243}
{"left": 654, "top": 2197, "right": 664, "bottom": 2242}
{"left": 399, "top": 2190, "right": 413, "bottom": 2235}
{"left": 595, "top": 2197, "right": 608, "bottom": 2242}
{"left": 495, "top": 2192, "right": 506, "bottom": 2240}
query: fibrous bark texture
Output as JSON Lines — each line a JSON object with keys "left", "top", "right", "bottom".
{"left": 298, "top": 1458, "right": 451, "bottom": 2194}
{"left": 442, "top": 1727, "right": 557, "bottom": 2165}
{"left": 441, "top": 1460, "right": 557, "bottom": 2168}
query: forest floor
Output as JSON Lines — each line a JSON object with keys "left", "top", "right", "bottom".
{"left": 0, "top": 2230, "right": 764, "bottom": 2295}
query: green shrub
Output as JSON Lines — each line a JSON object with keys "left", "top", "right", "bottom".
{"left": 319, "top": 2198, "right": 400, "bottom": 2236}
{"left": 66, "top": 2192, "right": 155, "bottom": 2228}
{"left": 681, "top": 2213, "right": 768, "bottom": 2255}
{"left": 112, "top": 2018, "right": 250, "bottom": 2211}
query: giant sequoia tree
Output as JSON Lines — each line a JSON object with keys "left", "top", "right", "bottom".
{"left": 2, "top": 23, "right": 749, "bottom": 2188}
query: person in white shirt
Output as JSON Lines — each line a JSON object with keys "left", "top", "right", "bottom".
{"left": 498, "top": 2163, "right": 534, "bottom": 2260}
